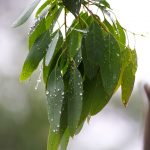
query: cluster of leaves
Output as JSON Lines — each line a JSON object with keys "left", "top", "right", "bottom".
{"left": 13, "top": 0, "right": 137, "bottom": 149}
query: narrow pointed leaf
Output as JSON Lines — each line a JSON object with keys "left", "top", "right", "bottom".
{"left": 121, "top": 49, "right": 137, "bottom": 106}
{"left": 29, "top": 18, "right": 46, "bottom": 49}
{"left": 82, "top": 37, "right": 99, "bottom": 79}
{"left": 85, "top": 20, "right": 105, "bottom": 65}
{"left": 35, "top": 0, "right": 50, "bottom": 17}
{"left": 45, "top": 31, "right": 60, "bottom": 66}
{"left": 100, "top": 33, "right": 121, "bottom": 94}
{"left": 68, "top": 67, "right": 83, "bottom": 136}
{"left": 67, "top": 30, "right": 82, "bottom": 58}
{"left": 12, "top": 0, "right": 41, "bottom": 27}
{"left": 47, "top": 68, "right": 64, "bottom": 132}
{"left": 43, "top": 31, "right": 63, "bottom": 84}
{"left": 20, "top": 31, "right": 50, "bottom": 81}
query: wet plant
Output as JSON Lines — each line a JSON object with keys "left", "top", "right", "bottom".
{"left": 13, "top": 0, "right": 138, "bottom": 149}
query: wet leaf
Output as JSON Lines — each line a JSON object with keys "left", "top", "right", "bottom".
{"left": 63, "top": 0, "right": 81, "bottom": 16}
{"left": 100, "top": 33, "right": 121, "bottom": 94}
{"left": 12, "top": 0, "right": 41, "bottom": 27}
{"left": 20, "top": 31, "right": 50, "bottom": 81}
{"left": 68, "top": 67, "right": 83, "bottom": 136}
{"left": 46, "top": 68, "right": 64, "bottom": 132}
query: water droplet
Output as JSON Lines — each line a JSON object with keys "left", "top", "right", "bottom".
{"left": 57, "top": 125, "right": 60, "bottom": 128}
{"left": 51, "top": 118, "right": 54, "bottom": 122}
{"left": 46, "top": 91, "right": 49, "bottom": 95}
{"left": 61, "top": 92, "right": 64, "bottom": 96}
{"left": 59, "top": 111, "right": 61, "bottom": 114}
{"left": 80, "top": 93, "right": 83, "bottom": 96}
{"left": 53, "top": 129, "right": 56, "bottom": 132}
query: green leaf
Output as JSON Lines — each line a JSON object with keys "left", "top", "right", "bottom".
{"left": 12, "top": 0, "right": 41, "bottom": 27}
{"left": 100, "top": 0, "right": 111, "bottom": 8}
{"left": 46, "top": 68, "right": 64, "bottom": 132}
{"left": 67, "top": 30, "right": 82, "bottom": 58}
{"left": 46, "top": 6, "right": 63, "bottom": 31}
{"left": 29, "top": 18, "right": 46, "bottom": 49}
{"left": 43, "top": 31, "right": 63, "bottom": 84}
{"left": 60, "top": 128, "right": 70, "bottom": 150}
{"left": 45, "top": 31, "right": 61, "bottom": 66}
{"left": 85, "top": 20, "right": 105, "bottom": 65}
{"left": 100, "top": 33, "right": 121, "bottom": 94}
{"left": 20, "top": 31, "right": 50, "bottom": 81}
{"left": 47, "top": 129, "right": 60, "bottom": 150}
{"left": 121, "top": 63, "right": 135, "bottom": 106}
{"left": 35, "top": 0, "right": 50, "bottom": 17}
{"left": 79, "top": 72, "right": 110, "bottom": 123}
{"left": 90, "top": 72, "right": 110, "bottom": 115}
{"left": 121, "top": 48, "right": 137, "bottom": 106}
{"left": 68, "top": 67, "right": 83, "bottom": 136}
{"left": 116, "top": 20, "right": 126, "bottom": 45}
{"left": 63, "top": 0, "right": 81, "bottom": 16}
{"left": 82, "top": 37, "right": 99, "bottom": 79}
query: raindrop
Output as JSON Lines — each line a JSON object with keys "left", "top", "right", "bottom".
{"left": 57, "top": 125, "right": 60, "bottom": 128}
{"left": 46, "top": 90, "right": 49, "bottom": 95}
{"left": 53, "top": 129, "right": 56, "bottom": 133}
{"left": 61, "top": 92, "right": 64, "bottom": 96}
{"left": 59, "top": 111, "right": 61, "bottom": 114}
{"left": 80, "top": 93, "right": 83, "bottom": 96}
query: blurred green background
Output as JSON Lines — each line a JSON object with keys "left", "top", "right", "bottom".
{"left": 0, "top": 0, "right": 149, "bottom": 150}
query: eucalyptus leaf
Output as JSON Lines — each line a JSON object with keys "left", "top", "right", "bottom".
{"left": 63, "top": 0, "right": 81, "bottom": 16}
{"left": 12, "top": 0, "right": 41, "bottom": 27}
{"left": 45, "top": 31, "right": 60, "bottom": 66}
{"left": 68, "top": 67, "right": 83, "bottom": 136}
{"left": 20, "top": 31, "right": 50, "bottom": 81}
{"left": 46, "top": 68, "right": 64, "bottom": 132}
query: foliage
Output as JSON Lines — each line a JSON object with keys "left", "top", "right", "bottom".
{"left": 13, "top": 0, "right": 137, "bottom": 149}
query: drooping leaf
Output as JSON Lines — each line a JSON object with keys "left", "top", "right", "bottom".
{"left": 12, "top": 0, "right": 41, "bottom": 27}
{"left": 45, "top": 31, "right": 61, "bottom": 66}
{"left": 63, "top": 0, "right": 81, "bottom": 16}
{"left": 85, "top": 20, "right": 105, "bottom": 65}
{"left": 82, "top": 36, "right": 99, "bottom": 79}
{"left": 29, "top": 18, "right": 46, "bottom": 49}
{"left": 46, "top": 68, "right": 64, "bottom": 132}
{"left": 68, "top": 67, "right": 83, "bottom": 136}
{"left": 67, "top": 30, "right": 82, "bottom": 58}
{"left": 20, "top": 31, "right": 50, "bottom": 81}
{"left": 46, "top": 6, "right": 63, "bottom": 31}
{"left": 79, "top": 72, "right": 110, "bottom": 124}
{"left": 100, "top": 33, "right": 121, "bottom": 95}
{"left": 43, "top": 31, "right": 63, "bottom": 84}
{"left": 35, "top": 0, "right": 50, "bottom": 17}
{"left": 90, "top": 72, "right": 110, "bottom": 115}
{"left": 121, "top": 48, "right": 137, "bottom": 106}
{"left": 116, "top": 20, "right": 126, "bottom": 45}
